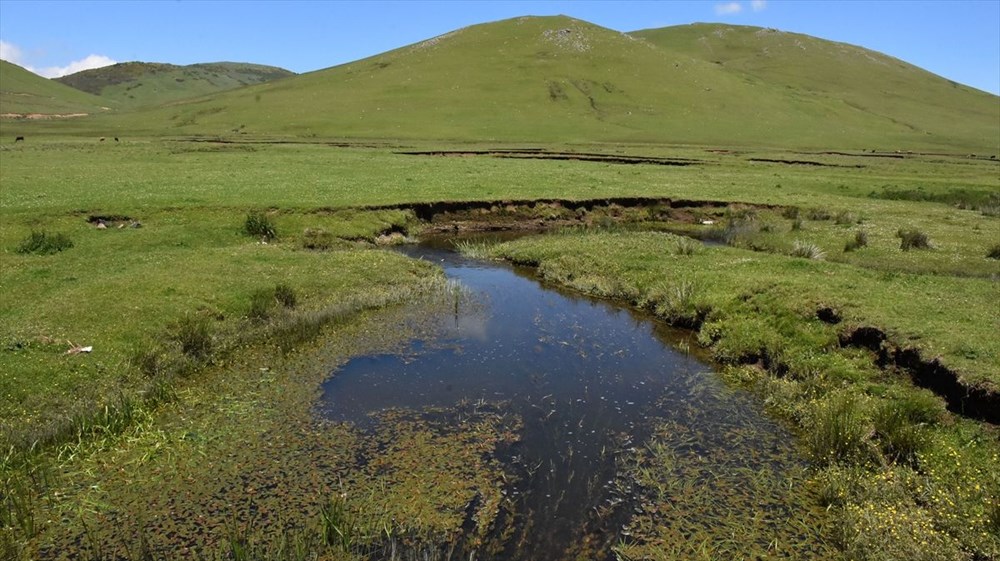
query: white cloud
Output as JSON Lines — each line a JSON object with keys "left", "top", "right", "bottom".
{"left": 0, "top": 40, "right": 28, "bottom": 67}
{"left": 715, "top": 2, "right": 743, "bottom": 15}
{"left": 0, "top": 40, "right": 115, "bottom": 78}
{"left": 751, "top": 0, "right": 768, "bottom": 11}
{"left": 36, "top": 54, "right": 116, "bottom": 78}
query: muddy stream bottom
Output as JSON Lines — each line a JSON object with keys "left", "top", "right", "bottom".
{"left": 317, "top": 237, "right": 819, "bottom": 560}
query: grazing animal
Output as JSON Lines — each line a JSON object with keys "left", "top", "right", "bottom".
{"left": 114, "top": 137, "right": 119, "bottom": 142}
{"left": 15, "top": 136, "right": 24, "bottom": 142}
{"left": 99, "top": 137, "right": 106, "bottom": 142}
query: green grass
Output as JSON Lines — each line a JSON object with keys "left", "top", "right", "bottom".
{"left": 1, "top": 142, "right": 997, "bottom": 433}
{"left": 1, "top": 138, "right": 997, "bottom": 559}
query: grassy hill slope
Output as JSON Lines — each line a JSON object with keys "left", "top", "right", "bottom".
{"left": 55, "top": 61, "right": 294, "bottom": 108}
{"left": 630, "top": 23, "right": 999, "bottom": 152}
{"left": 16, "top": 16, "right": 1000, "bottom": 151}
{"left": 90, "top": 16, "right": 782, "bottom": 143}
{"left": 0, "top": 60, "right": 112, "bottom": 117}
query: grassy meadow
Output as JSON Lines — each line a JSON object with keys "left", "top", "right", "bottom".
{"left": 1, "top": 134, "right": 997, "bottom": 559}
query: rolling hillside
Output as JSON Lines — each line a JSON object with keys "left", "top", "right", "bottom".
{"left": 630, "top": 23, "right": 999, "bottom": 151}
{"left": 55, "top": 61, "right": 294, "bottom": 108}
{"left": 0, "top": 60, "right": 111, "bottom": 117}
{"left": 13, "top": 16, "right": 1000, "bottom": 151}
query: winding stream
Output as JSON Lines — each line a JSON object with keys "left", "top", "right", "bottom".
{"left": 318, "top": 238, "right": 814, "bottom": 559}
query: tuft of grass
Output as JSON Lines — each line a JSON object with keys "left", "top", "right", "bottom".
{"left": 781, "top": 206, "right": 801, "bottom": 219}
{"left": 1, "top": 470, "right": 39, "bottom": 540}
{"left": 872, "top": 402, "right": 930, "bottom": 466}
{"left": 708, "top": 216, "right": 759, "bottom": 246}
{"left": 301, "top": 227, "right": 333, "bottom": 250}
{"left": 790, "top": 216, "right": 804, "bottom": 231}
{"left": 15, "top": 231, "right": 74, "bottom": 255}
{"left": 453, "top": 238, "right": 498, "bottom": 260}
{"left": 670, "top": 236, "right": 701, "bottom": 256}
{"left": 790, "top": 240, "right": 826, "bottom": 260}
{"left": 249, "top": 284, "right": 298, "bottom": 321}
{"left": 896, "top": 228, "right": 931, "bottom": 251}
{"left": 248, "top": 289, "right": 276, "bottom": 322}
{"left": 274, "top": 283, "right": 297, "bottom": 309}
{"left": 872, "top": 389, "right": 944, "bottom": 464}
{"left": 987, "top": 244, "right": 1000, "bottom": 260}
{"left": 132, "top": 345, "right": 164, "bottom": 378}
{"left": 649, "top": 280, "right": 708, "bottom": 327}
{"left": 171, "top": 313, "right": 213, "bottom": 360}
{"left": 806, "top": 393, "right": 875, "bottom": 466}
{"left": 806, "top": 208, "right": 833, "bottom": 221}
{"left": 244, "top": 210, "right": 277, "bottom": 241}
{"left": 320, "top": 495, "right": 363, "bottom": 551}
{"left": 835, "top": 210, "right": 859, "bottom": 225}
{"left": 844, "top": 230, "right": 869, "bottom": 252}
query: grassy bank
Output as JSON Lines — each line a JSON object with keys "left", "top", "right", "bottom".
{"left": 480, "top": 230, "right": 999, "bottom": 560}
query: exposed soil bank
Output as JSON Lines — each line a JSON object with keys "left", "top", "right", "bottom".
{"left": 839, "top": 325, "right": 999, "bottom": 424}
{"left": 398, "top": 149, "right": 704, "bottom": 166}
{"left": 748, "top": 157, "right": 864, "bottom": 168}
{"left": 367, "top": 196, "right": 778, "bottom": 234}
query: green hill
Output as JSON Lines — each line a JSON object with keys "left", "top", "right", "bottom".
{"left": 55, "top": 61, "right": 295, "bottom": 108}
{"left": 0, "top": 60, "right": 112, "bottom": 117}
{"left": 629, "top": 23, "right": 999, "bottom": 151}
{"left": 19, "top": 16, "right": 1000, "bottom": 151}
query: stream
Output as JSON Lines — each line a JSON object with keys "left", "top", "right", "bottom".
{"left": 318, "top": 237, "right": 811, "bottom": 559}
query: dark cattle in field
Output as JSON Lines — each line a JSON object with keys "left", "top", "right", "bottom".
{"left": 15, "top": 136, "right": 24, "bottom": 142}
{"left": 100, "top": 137, "right": 105, "bottom": 142}
{"left": 114, "top": 137, "right": 119, "bottom": 142}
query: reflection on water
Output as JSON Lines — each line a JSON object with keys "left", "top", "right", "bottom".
{"left": 318, "top": 239, "right": 808, "bottom": 559}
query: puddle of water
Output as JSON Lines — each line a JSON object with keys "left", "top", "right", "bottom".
{"left": 317, "top": 238, "right": 808, "bottom": 559}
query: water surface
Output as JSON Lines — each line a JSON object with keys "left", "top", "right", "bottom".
{"left": 319, "top": 239, "right": 804, "bottom": 559}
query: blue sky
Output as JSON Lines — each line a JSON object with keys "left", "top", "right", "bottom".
{"left": 1, "top": 0, "right": 998, "bottom": 95}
